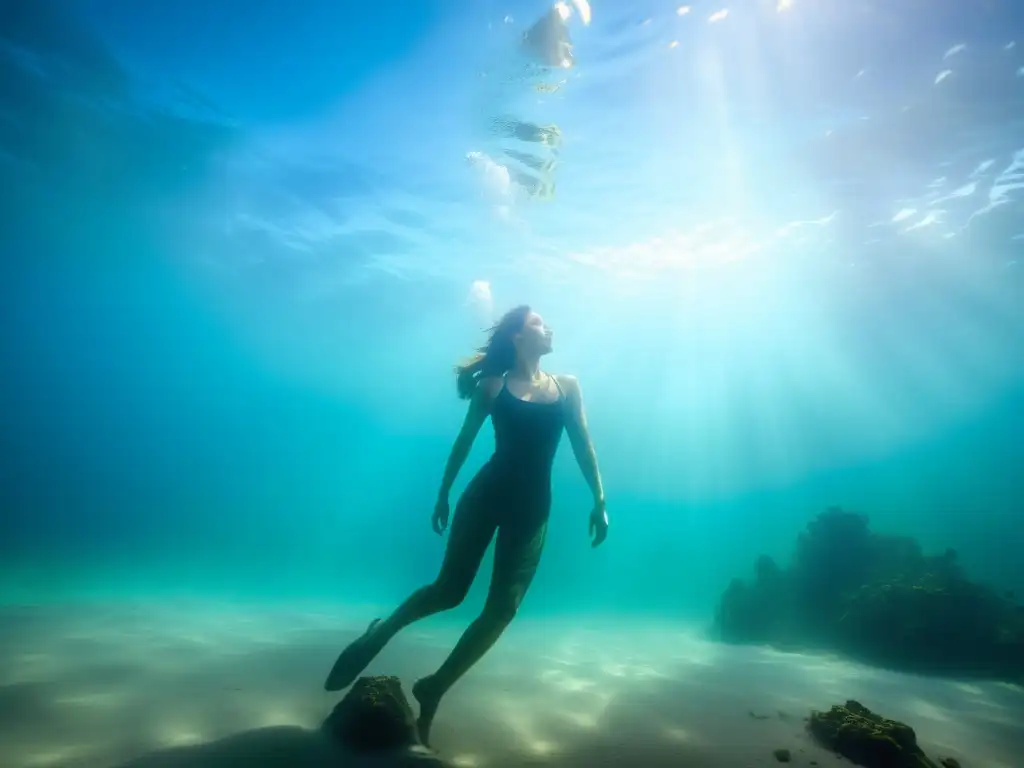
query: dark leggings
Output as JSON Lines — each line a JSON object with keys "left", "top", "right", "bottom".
{"left": 372, "top": 470, "right": 548, "bottom": 694}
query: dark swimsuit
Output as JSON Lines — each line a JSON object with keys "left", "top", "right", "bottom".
{"left": 436, "top": 375, "right": 566, "bottom": 609}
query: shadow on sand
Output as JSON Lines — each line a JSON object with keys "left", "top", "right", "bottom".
{"left": 113, "top": 725, "right": 445, "bottom": 768}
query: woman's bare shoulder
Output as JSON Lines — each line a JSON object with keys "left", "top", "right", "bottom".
{"left": 553, "top": 373, "right": 581, "bottom": 394}
{"left": 477, "top": 375, "right": 505, "bottom": 399}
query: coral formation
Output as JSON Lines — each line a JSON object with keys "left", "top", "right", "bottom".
{"left": 807, "top": 700, "right": 939, "bottom": 768}
{"left": 715, "top": 506, "right": 1024, "bottom": 680}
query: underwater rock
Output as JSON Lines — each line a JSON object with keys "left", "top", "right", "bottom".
{"left": 807, "top": 700, "right": 940, "bottom": 768}
{"left": 322, "top": 675, "right": 420, "bottom": 752}
{"left": 773, "top": 746, "right": 792, "bottom": 762}
{"left": 714, "top": 506, "right": 1024, "bottom": 681}
{"left": 939, "top": 758, "right": 961, "bottom": 768}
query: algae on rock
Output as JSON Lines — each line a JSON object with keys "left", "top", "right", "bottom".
{"left": 322, "top": 675, "right": 419, "bottom": 752}
{"left": 807, "top": 700, "right": 940, "bottom": 768}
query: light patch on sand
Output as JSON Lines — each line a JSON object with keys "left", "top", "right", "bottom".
{"left": 24, "top": 746, "right": 91, "bottom": 767}
{"left": 491, "top": 693, "right": 579, "bottom": 755}
{"left": 993, "top": 681, "right": 1024, "bottom": 694}
{"left": 155, "top": 724, "right": 207, "bottom": 748}
{"left": 593, "top": 689, "right": 615, "bottom": 707}
{"left": 905, "top": 698, "right": 952, "bottom": 723}
{"left": 450, "top": 754, "right": 485, "bottom": 767}
{"left": 538, "top": 667, "right": 597, "bottom": 693}
{"left": 663, "top": 725, "right": 695, "bottom": 742}
{"left": 952, "top": 682, "right": 985, "bottom": 697}
{"left": 254, "top": 705, "right": 307, "bottom": 728}
{"left": 790, "top": 656, "right": 869, "bottom": 681}
{"left": 600, "top": 661, "right": 629, "bottom": 677}
{"left": 560, "top": 709, "right": 599, "bottom": 729}
{"left": 55, "top": 690, "right": 125, "bottom": 708}
{"left": 632, "top": 663, "right": 667, "bottom": 680}
{"left": 539, "top": 654, "right": 577, "bottom": 667}
{"left": 526, "top": 738, "right": 558, "bottom": 756}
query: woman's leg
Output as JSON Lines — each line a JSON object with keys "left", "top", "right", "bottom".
{"left": 413, "top": 515, "right": 548, "bottom": 743}
{"left": 324, "top": 487, "right": 498, "bottom": 691}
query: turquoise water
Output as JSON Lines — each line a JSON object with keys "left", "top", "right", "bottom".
{"left": 4, "top": 0, "right": 1022, "bottom": 613}
{"left": 2, "top": 1, "right": 1024, "bottom": 766}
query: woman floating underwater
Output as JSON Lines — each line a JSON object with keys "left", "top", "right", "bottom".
{"left": 324, "top": 304, "right": 609, "bottom": 744}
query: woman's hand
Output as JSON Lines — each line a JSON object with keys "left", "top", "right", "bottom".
{"left": 589, "top": 500, "right": 608, "bottom": 548}
{"left": 432, "top": 496, "right": 450, "bottom": 535}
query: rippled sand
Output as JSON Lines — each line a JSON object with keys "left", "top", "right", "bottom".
{"left": 0, "top": 604, "right": 1020, "bottom": 767}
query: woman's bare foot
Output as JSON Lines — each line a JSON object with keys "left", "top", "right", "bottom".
{"left": 412, "top": 675, "right": 443, "bottom": 746}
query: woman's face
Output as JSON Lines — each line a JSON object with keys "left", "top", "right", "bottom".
{"left": 516, "top": 311, "right": 554, "bottom": 357}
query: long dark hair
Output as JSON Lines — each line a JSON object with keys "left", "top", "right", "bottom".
{"left": 455, "top": 305, "right": 531, "bottom": 399}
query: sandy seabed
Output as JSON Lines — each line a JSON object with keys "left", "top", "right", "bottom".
{"left": 0, "top": 603, "right": 1021, "bottom": 768}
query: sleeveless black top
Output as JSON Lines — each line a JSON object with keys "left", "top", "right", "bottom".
{"left": 485, "top": 374, "right": 566, "bottom": 496}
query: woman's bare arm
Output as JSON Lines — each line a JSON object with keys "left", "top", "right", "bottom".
{"left": 560, "top": 375, "right": 605, "bottom": 505}
{"left": 437, "top": 377, "right": 500, "bottom": 500}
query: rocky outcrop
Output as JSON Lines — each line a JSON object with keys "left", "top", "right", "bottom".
{"left": 322, "top": 676, "right": 449, "bottom": 766}
{"left": 808, "top": 700, "right": 941, "bottom": 768}
{"left": 714, "top": 506, "right": 1024, "bottom": 680}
